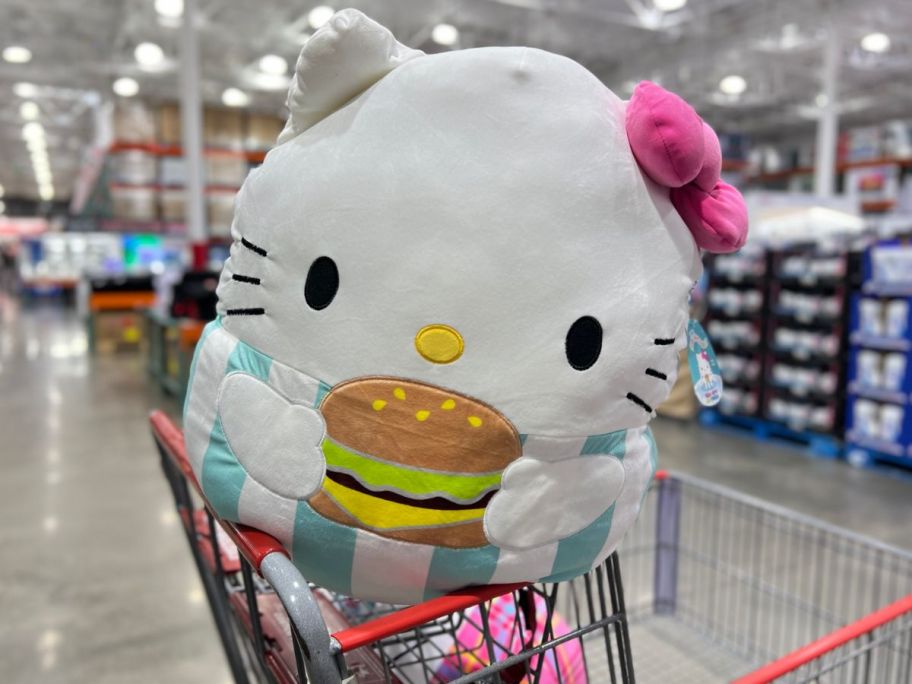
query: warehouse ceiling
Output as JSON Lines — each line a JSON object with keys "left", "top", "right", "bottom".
{"left": 0, "top": 0, "right": 910, "bottom": 201}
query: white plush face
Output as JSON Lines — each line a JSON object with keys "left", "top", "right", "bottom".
{"left": 217, "top": 45, "right": 701, "bottom": 437}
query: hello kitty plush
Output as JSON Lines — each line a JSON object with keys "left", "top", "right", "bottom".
{"left": 183, "top": 9, "right": 747, "bottom": 604}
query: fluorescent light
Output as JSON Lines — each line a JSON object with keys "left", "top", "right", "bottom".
{"left": 719, "top": 74, "right": 747, "bottom": 95}
{"left": 307, "top": 6, "right": 334, "bottom": 29}
{"left": 20, "top": 101, "right": 40, "bottom": 120}
{"left": 155, "top": 0, "right": 183, "bottom": 18}
{"left": 860, "top": 32, "right": 890, "bottom": 53}
{"left": 113, "top": 77, "right": 140, "bottom": 97}
{"left": 39, "top": 186, "right": 55, "bottom": 201}
{"left": 22, "top": 122, "right": 45, "bottom": 140}
{"left": 14, "top": 82, "right": 38, "bottom": 98}
{"left": 221, "top": 87, "right": 250, "bottom": 107}
{"left": 3, "top": 45, "right": 32, "bottom": 63}
{"left": 654, "top": 0, "right": 687, "bottom": 11}
{"left": 134, "top": 42, "right": 165, "bottom": 66}
{"left": 258, "top": 54, "right": 288, "bottom": 75}
{"left": 431, "top": 24, "right": 459, "bottom": 47}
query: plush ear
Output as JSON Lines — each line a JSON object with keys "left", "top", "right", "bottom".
{"left": 277, "top": 9, "right": 423, "bottom": 144}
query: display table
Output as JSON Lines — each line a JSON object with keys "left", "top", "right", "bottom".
{"left": 87, "top": 289, "right": 157, "bottom": 353}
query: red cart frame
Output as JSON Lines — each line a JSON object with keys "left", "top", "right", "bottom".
{"left": 151, "top": 411, "right": 912, "bottom": 683}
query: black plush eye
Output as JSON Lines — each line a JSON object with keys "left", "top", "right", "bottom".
{"left": 565, "top": 316, "right": 603, "bottom": 371}
{"left": 304, "top": 256, "right": 339, "bottom": 310}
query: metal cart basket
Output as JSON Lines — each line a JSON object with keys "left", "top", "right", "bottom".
{"left": 151, "top": 411, "right": 912, "bottom": 683}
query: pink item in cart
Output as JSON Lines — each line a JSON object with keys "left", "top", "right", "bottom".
{"left": 434, "top": 592, "right": 587, "bottom": 683}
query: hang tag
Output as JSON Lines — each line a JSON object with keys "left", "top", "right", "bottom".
{"left": 687, "top": 319, "right": 723, "bottom": 407}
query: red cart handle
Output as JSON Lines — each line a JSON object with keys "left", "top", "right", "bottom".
{"left": 732, "top": 593, "right": 912, "bottom": 684}
{"left": 150, "top": 411, "right": 288, "bottom": 571}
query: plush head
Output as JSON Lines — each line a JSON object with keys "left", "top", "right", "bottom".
{"left": 183, "top": 9, "right": 747, "bottom": 604}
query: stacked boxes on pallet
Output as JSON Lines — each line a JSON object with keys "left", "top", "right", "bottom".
{"left": 104, "top": 101, "right": 283, "bottom": 232}
{"left": 702, "top": 245, "right": 858, "bottom": 458}
{"left": 846, "top": 243, "right": 912, "bottom": 469}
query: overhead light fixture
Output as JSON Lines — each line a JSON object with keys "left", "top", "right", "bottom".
{"left": 222, "top": 87, "right": 250, "bottom": 107}
{"left": 719, "top": 74, "right": 747, "bottom": 95}
{"left": 22, "top": 122, "right": 45, "bottom": 140}
{"left": 258, "top": 54, "right": 288, "bottom": 75}
{"left": 14, "top": 82, "right": 38, "bottom": 98}
{"left": 113, "top": 77, "right": 140, "bottom": 97}
{"left": 654, "top": 0, "right": 687, "bottom": 11}
{"left": 3, "top": 45, "right": 32, "bottom": 63}
{"left": 431, "top": 24, "right": 459, "bottom": 47}
{"left": 860, "top": 32, "right": 890, "bottom": 53}
{"left": 155, "top": 0, "right": 184, "bottom": 18}
{"left": 39, "top": 186, "right": 55, "bottom": 202}
{"left": 308, "top": 5, "right": 334, "bottom": 29}
{"left": 20, "top": 101, "right": 40, "bottom": 120}
{"left": 135, "top": 41, "right": 165, "bottom": 67}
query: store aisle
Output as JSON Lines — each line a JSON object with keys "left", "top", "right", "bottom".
{"left": 0, "top": 298, "right": 908, "bottom": 684}
{"left": 652, "top": 419, "right": 912, "bottom": 549}
{"left": 0, "top": 295, "right": 228, "bottom": 684}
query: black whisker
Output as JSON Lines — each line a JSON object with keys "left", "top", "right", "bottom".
{"left": 241, "top": 237, "right": 267, "bottom": 257}
{"left": 645, "top": 368, "right": 667, "bottom": 380}
{"left": 231, "top": 274, "right": 261, "bottom": 285}
{"left": 226, "top": 307, "right": 266, "bottom": 316}
{"left": 654, "top": 337, "right": 675, "bottom": 345}
{"left": 626, "top": 392, "right": 653, "bottom": 413}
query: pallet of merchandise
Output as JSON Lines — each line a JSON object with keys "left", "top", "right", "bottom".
{"left": 844, "top": 441, "right": 912, "bottom": 472}
{"left": 699, "top": 410, "right": 842, "bottom": 459}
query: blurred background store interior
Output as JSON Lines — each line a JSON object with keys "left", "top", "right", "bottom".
{"left": 1, "top": 0, "right": 912, "bottom": 682}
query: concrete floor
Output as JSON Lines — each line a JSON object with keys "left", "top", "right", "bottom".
{"left": 0, "top": 296, "right": 909, "bottom": 683}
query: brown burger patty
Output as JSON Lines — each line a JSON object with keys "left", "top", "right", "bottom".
{"left": 324, "top": 468, "right": 499, "bottom": 511}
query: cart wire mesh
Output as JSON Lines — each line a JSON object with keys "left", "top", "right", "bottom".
{"left": 620, "top": 472, "right": 912, "bottom": 682}
{"left": 151, "top": 412, "right": 912, "bottom": 684}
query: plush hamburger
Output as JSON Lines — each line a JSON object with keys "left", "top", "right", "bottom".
{"left": 312, "top": 377, "right": 522, "bottom": 548}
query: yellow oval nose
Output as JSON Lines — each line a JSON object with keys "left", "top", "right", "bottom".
{"left": 415, "top": 324, "right": 464, "bottom": 364}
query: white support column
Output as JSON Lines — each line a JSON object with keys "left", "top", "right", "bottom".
{"left": 814, "top": 31, "right": 841, "bottom": 198}
{"left": 180, "top": 0, "right": 207, "bottom": 250}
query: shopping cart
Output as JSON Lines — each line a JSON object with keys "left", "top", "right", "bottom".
{"left": 151, "top": 411, "right": 912, "bottom": 683}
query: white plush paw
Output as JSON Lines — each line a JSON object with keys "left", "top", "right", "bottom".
{"left": 484, "top": 456, "right": 626, "bottom": 550}
{"left": 217, "top": 372, "right": 326, "bottom": 500}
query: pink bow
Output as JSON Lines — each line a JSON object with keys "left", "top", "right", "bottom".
{"left": 625, "top": 81, "right": 748, "bottom": 253}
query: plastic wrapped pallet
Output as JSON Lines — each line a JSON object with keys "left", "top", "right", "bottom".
{"left": 205, "top": 153, "right": 248, "bottom": 187}
{"left": 113, "top": 101, "right": 156, "bottom": 143}
{"left": 206, "top": 190, "right": 236, "bottom": 237}
{"left": 204, "top": 108, "right": 244, "bottom": 149}
{"left": 109, "top": 150, "right": 157, "bottom": 185}
{"left": 158, "top": 103, "right": 182, "bottom": 146}
{"left": 159, "top": 187, "right": 186, "bottom": 224}
{"left": 246, "top": 114, "right": 283, "bottom": 150}
{"left": 110, "top": 185, "right": 158, "bottom": 221}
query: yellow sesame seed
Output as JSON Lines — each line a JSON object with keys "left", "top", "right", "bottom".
{"left": 467, "top": 416, "right": 483, "bottom": 428}
{"left": 372, "top": 399, "right": 387, "bottom": 411}
{"left": 416, "top": 410, "right": 430, "bottom": 422}
{"left": 440, "top": 399, "right": 456, "bottom": 410}
{"left": 393, "top": 387, "right": 406, "bottom": 400}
